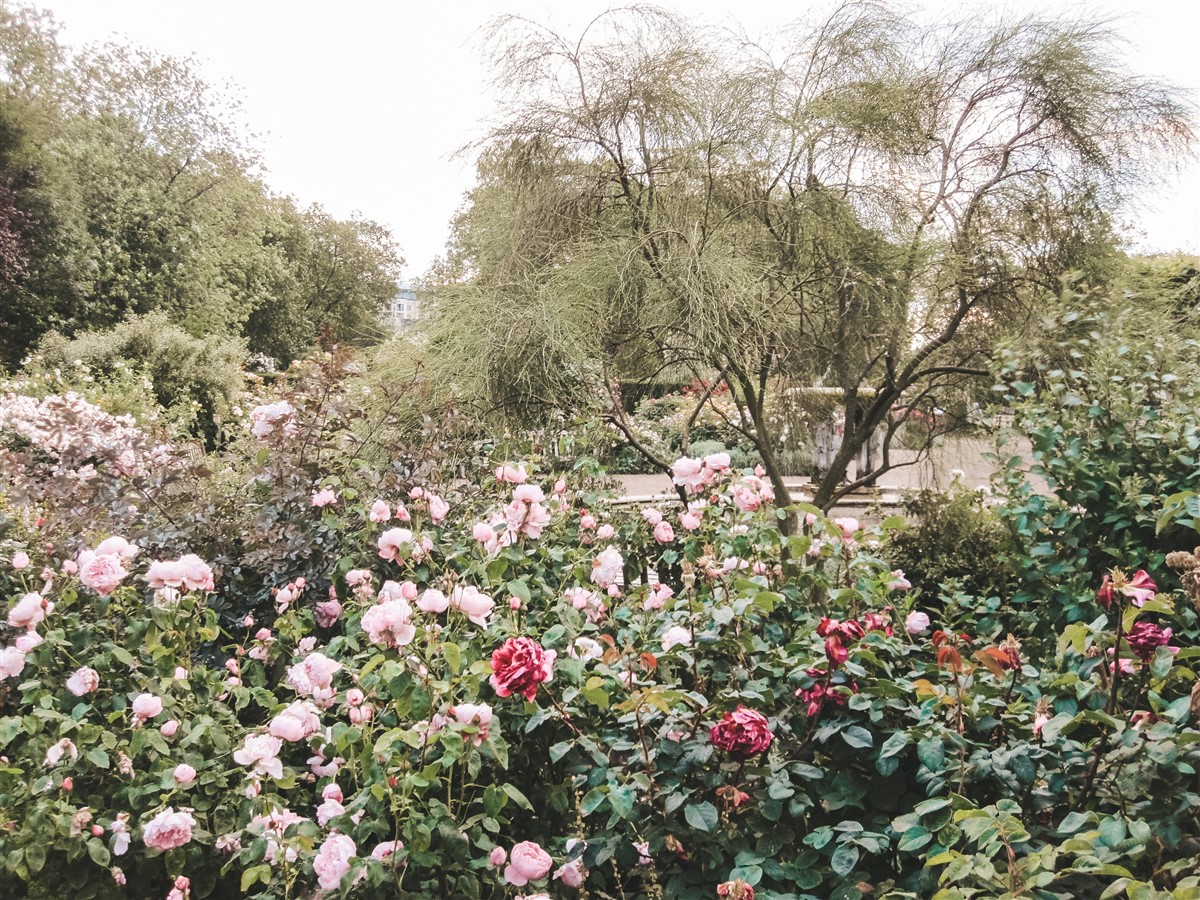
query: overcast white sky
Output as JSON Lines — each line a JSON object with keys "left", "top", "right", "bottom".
{"left": 36, "top": 0, "right": 1200, "bottom": 280}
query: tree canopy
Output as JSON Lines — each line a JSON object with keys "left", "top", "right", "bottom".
{"left": 428, "top": 2, "right": 1193, "bottom": 510}
{"left": 0, "top": 1, "right": 402, "bottom": 369}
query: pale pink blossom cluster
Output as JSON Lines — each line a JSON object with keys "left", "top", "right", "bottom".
{"left": 731, "top": 473, "right": 776, "bottom": 512}
{"left": 274, "top": 578, "right": 305, "bottom": 613}
{"left": 671, "top": 452, "right": 732, "bottom": 494}
{"left": 564, "top": 587, "right": 607, "bottom": 623}
{"left": 407, "top": 486, "right": 450, "bottom": 524}
{"left": 643, "top": 583, "right": 674, "bottom": 611}
{"left": 145, "top": 554, "right": 214, "bottom": 597}
{"left": 286, "top": 652, "right": 342, "bottom": 706}
{"left": 474, "top": 483, "right": 554, "bottom": 554}
{"left": 449, "top": 702, "right": 494, "bottom": 745}
{"left": 269, "top": 700, "right": 322, "bottom": 742}
{"left": 368, "top": 498, "right": 409, "bottom": 523}
{"left": 247, "top": 807, "right": 307, "bottom": 865}
{"left": 495, "top": 463, "right": 528, "bottom": 484}
{"left": 77, "top": 536, "right": 136, "bottom": 596}
{"left": 249, "top": 401, "right": 296, "bottom": 440}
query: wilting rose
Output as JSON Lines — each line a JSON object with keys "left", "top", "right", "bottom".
{"left": 315, "top": 599, "right": 342, "bottom": 628}
{"left": 66, "top": 667, "right": 100, "bottom": 697}
{"left": 8, "top": 592, "right": 50, "bottom": 628}
{"left": 709, "top": 706, "right": 773, "bottom": 757}
{"left": 717, "top": 879, "right": 755, "bottom": 899}
{"left": 489, "top": 637, "right": 556, "bottom": 701}
{"left": 1126, "top": 620, "right": 1174, "bottom": 661}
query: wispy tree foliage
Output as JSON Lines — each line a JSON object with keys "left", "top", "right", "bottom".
{"left": 428, "top": 2, "right": 1193, "bottom": 512}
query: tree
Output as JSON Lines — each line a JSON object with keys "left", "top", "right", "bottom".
{"left": 429, "top": 3, "right": 1193, "bottom": 514}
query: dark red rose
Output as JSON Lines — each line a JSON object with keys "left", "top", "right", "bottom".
{"left": 489, "top": 637, "right": 556, "bottom": 701}
{"left": 709, "top": 706, "right": 773, "bottom": 757}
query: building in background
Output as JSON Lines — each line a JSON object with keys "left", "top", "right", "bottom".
{"left": 388, "top": 285, "right": 420, "bottom": 328}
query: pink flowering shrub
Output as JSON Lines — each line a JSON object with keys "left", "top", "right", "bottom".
{"left": 1, "top": 390, "right": 1198, "bottom": 899}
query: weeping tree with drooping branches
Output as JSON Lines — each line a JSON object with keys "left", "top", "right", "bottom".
{"left": 426, "top": 1, "right": 1193, "bottom": 516}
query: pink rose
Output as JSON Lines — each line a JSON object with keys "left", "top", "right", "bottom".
{"left": 173, "top": 764, "right": 196, "bottom": 784}
{"left": 596, "top": 524, "right": 615, "bottom": 540}
{"left": 653, "top": 520, "right": 675, "bottom": 544}
{"left": 131, "top": 693, "right": 163, "bottom": 722}
{"left": 489, "top": 846, "right": 507, "bottom": 866}
{"left": 580, "top": 513, "right": 597, "bottom": 530}
{"left": 489, "top": 637, "right": 555, "bottom": 701}
{"left": 361, "top": 598, "right": 416, "bottom": 648}
{"left": 8, "top": 592, "right": 50, "bottom": 628}
{"left": 590, "top": 547, "right": 623, "bottom": 588}
{"left": 428, "top": 493, "right": 450, "bottom": 524}
{"left": 0, "top": 646, "right": 26, "bottom": 679}
{"left": 11, "top": 551, "right": 29, "bottom": 570}
{"left": 671, "top": 456, "right": 706, "bottom": 491}
{"left": 554, "top": 857, "right": 587, "bottom": 888}
{"left": 888, "top": 570, "right": 912, "bottom": 591}
{"left": 78, "top": 551, "right": 128, "bottom": 595}
{"left": 473, "top": 522, "right": 496, "bottom": 542}
{"left": 833, "top": 517, "right": 859, "bottom": 540}
{"left": 417, "top": 589, "right": 449, "bottom": 614}
{"left": 642, "top": 508, "right": 663, "bottom": 526}
{"left": 377, "top": 528, "right": 414, "bottom": 563}
{"left": 372, "top": 840, "right": 403, "bottom": 860}
{"left": 161, "top": 719, "right": 180, "bottom": 738}
{"left": 234, "top": 733, "right": 284, "bottom": 778}
{"left": 450, "top": 702, "right": 493, "bottom": 745}
{"left": 905, "top": 611, "right": 930, "bottom": 635}
{"left": 311, "top": 487, "right": 337, "bottom": 508}
{"left": 315, "top": 599, "right": 342, "bottom": 628}
{"left": 680, "top": 511, "right": 702, "bottom": 531}
{"left": 313, "top": 833, "right": 356, "bottom": 889}
{"left": 94, "top": 536, "right": 137, "bottom": 560}
{"left": 369, "top": 499, "right": 391, "bottom": 523}
{"left": 269, "top": 700, "right": 322, "bottom": 742}
{"left": 66, "top": 667, "right": 100, "bottom": 697}
{"left": 661, "top": 625, "right": 691, "bottom": 651}
{"left": 142, "top": 807, "right": 196, "bottom": 851}
{"left": 450, "top": 585, "right": 495, "bottom": 628}
{"left": 495, "top": 464, "right": 528, "bottom": 484}
{"left": 710, "top": 706, "right": 773, "bottom": 758}
{"left": 504, "top": 840, "right": 552, "bottom": 886}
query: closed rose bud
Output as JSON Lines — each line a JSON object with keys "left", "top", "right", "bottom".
{"left": 62, "top": 777, "right": 73, "bottom": 791}
{"left": 160, "top": 719, "right": 180, "bottom": 737}
{"left": 346, "top": 688, "right": 365, "bottom": 707}
{"left": 92, "top": 824, "right": 104, "bottom": 837}
{"left": 489, "top": 846, "right": 507, "bottom": 866}
{"left": 509, "top": 596, "right": 521, "bottom": 610}
{"left": 174, "top": 764, "right": 197, "bottom": 784}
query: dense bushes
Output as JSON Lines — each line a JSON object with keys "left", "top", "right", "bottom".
{"left": 1, "top": 369, "right": 1199, "bottom": 898}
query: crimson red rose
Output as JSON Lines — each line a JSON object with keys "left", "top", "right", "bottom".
{"left": 489, "top": 637, "right": 556, "bottom": 701}
{"left": 709, "top": 706, "right": 773, "bottom": 757}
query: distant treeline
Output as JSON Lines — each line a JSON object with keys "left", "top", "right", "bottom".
{"left": 0, "top": 2, "right": 403, "bottom": 370}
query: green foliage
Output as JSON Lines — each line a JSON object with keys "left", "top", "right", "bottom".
{"left": 884, "top": 485, "right": 1018, "bottom": 606}
{"left": 993, "top": 284, "right": 1200, "bottom": 634}
{"left": 0, "top": 3, "right": 402, "bottom": 370}
{"left": 31, "top": 313, "right": 246, "bottom": 444}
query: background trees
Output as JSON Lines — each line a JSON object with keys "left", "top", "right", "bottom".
{"left": 428, "top": 3, "right": 1193, "bottom": 511}
{"left": 0, "top": 1, "right": 402, "bottom": 370}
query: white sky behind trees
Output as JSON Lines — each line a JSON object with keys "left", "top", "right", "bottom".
{"left": 36, "top": 0, "right": 1200, "bottom": 281}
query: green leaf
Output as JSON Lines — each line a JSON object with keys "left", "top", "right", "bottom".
{"left": 1057, "top": 811, "right": 1091, "bottom": 834}
{"left": 880, "top": 731, "right": 909, "bottom": 759}
{"left": 502, "top": 784, "right": 533, "bottom": 810}
{"left": 684, "top": 801, "right": 719, "bottom": 832}
{"left": 830, "top": 843, "right": 860, "bottom": 877}
{"left": 917, "top": 737, "right": 945, "bottom": 771}
{"left": 507, "top": 580, "right": 531, "bottom": 603}
{"left": 442, "top": 641, "right": 463, "bottom": 675}
{"left": 609, "top": 786, "right": 636, "bottom": 819}
{"left": 841, "top": 725, "right": 873, "bottom": 749}
{"left": 86, "top": 747, "right": 110, "bottom": 769}
{"left": 86, "top": 838, "right": 110, "bottom": 867}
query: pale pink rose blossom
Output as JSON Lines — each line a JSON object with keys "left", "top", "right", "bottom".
{"left": 653, "top": 520, "right": 675, "bottom": 544}
{"left": 489, "top": 846, "right": 507, "bottom": 867}
{"left": 313, "top": 833, "right": 356, "bottom": 889}
{"left": 590, "top": 548, "right": 624, "bottom": 588}
{"left": 94, "top": 536, "right": 138, "bottom": 560}
{"left": 61, "top": 559, "right": 79, "bottom": 575}
{"left": 316, "top": 797, "right": 346, "bottom": 826}
{"left": 661, "top": 625, "right": 692, "bottom": 651}
{"left": 888, "top": 570, "right": 912, "bottom": 591}
{"left": 417, "top": 589, "right": 449, "bottom": 614}
{"left": 173, "top": 764, "right": 196, "bottom": 784}
{"left": 671, "top": 456, "right": 707, "bottom": 492}
{"left": 834, "top": 517, "right": 859, "bottom": 540}
{"left": 11, "top": 551, "right": 30, "bottom": 570}
{"left": 564, "top": 587, "right": 606, "bottom": 623}
{"left": 13, "top": 631, "right": 41, "bottom": 653}
{"left": 315, "top": 599, "right": 342, "bottom": 628}
{"left": 78, "top": 550, "right": 128, "bottom": 595}
{"left": 428, "top": 493, "right": 450, "bottom": 524}
{"left": 345, "top": 569, "right": 372, "bottom": 587}
{"left": 269, "top": 700, "right": 322, "bottom": 742}
{"left": 568, "top": 637, "right": 603, "bottom": 661}
{"left": 349, "top": 703, "right": 374, "bottom": 725}
{"left": 642, "top": 508, "right": 663, "bottom": 526}
{"left": 905, "top": 611, "right": 931, "bottom": 635}
{"left": 450, "top": 703, "right": 493, "bottom": 745}
{"left": 644, "top": 584, "right": 674, "bottom": 611}
{"left": 160, "top": 720, "right": 180, "bottom": 738}
{"left": 554, "top": 856, "right": 587, "bottom": 888}
{"left": 361, "top": 598, "right": 416, "bottom": 648}
{"left": 495, "top": 464, "right": 528, "bottom": 484}
{"left": 145, "top": 555, "right": 214, "bottom": 593}
{"left": 634, "top": 841, "right": 653, "bottom": 865}
{"left": 680, "top": 511, "right": 702, "bottom": 531}
{"left": 596, "top": 523, "right": 615, "bottom": 540}
{"left": 504, "top": 841, "right": 553, "bottom": 886}
{"left": 8, "top": 592, "right": 50, "bottom": 628}
{"left": 311, "top": 487, "right": 337, "bottom": 508}
{"left": 377, "top": 528, "right": 414, "bottom": 563}
{"left": 579, "top": 513, "right": 597, "bottom": 530}
{"left": 346, "top": 688, "right": 365, "bottom": 707}
{"left": 66, "top": 667, "right": 100, "bottom": 696}
{"left": 450, "top": 586, "right": 495, "bottom": 628}
{"left": 369, "top": 499, "right": 391, "bottom": 523}
{"left": 142, "top": 807, "right": 196, "bottom": 851}
{"left": 473, "top": 522, "right": 496, "bottom": 543}
{"left": 0, "top": 646, "right": 27, "bottom": 679}
{"left": 131, "top": 693, "right": 163, "bottom": 722}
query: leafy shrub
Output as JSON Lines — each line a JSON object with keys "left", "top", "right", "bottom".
{"left": 883, "top": 486, "right": 1017, "bottom": 610}
{"left": 32, "top": 314, "right": 246, "bottom": 445}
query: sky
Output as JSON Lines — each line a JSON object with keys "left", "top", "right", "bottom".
{"left": 35, "top": 0, "right": 1200, "bottom": 281}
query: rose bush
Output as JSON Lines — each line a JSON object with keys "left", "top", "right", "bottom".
{"left": 1, "top": 371, "right": 1199, "bottom": 899}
